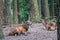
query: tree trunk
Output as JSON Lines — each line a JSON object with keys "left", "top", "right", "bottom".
{"left": 54, "top": 0, "right": 57, "bottom": 16}
{"left": 56, "top": 0, "right": 60, "bottom": 40}
{"left": 0, "top": 0, "right": 4, "bottom": 39}
{"left": 4, "top": 0, "right": 11, "bottom": 25}
{"left": 49, "top": 0, "right": 54, "bottom": 16}
{"left": 37, "top": 0, "right": 42, "bottom": 19}
{"left": 29, "top": 0, "right": 34, "bottom": 21}
{"left": 13, "top": 0, "right": 18, "bottom": 24}
{"left": 0, "top": 0, "right": 4, "bottom": 25}
{"left": 32, "top": 0, "right": 40, "bottom": 22}
{"left": 41, "top": 0, "right": 50, "bottom": 17}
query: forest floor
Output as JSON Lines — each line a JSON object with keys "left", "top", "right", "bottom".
{"left": 2, "top": 23, "right": 57, "bottom": 40}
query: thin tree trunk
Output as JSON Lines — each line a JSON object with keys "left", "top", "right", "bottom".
{"left": 0, "top": 0, "right": 4, "bottom": 25}
{"left": 54, "top": 0, "right": 58, "bottom": 16}
{"left": 56, "top": 0, "right": 60, "bottom": 16}
{"left": 49, "top": 0, "right": 54, "bottom": 16}
{"left": 37, "top": 0, "right": 42, "bottom": 19}
{"left": 29, "top": 0, "right": 34, "bottom": 21}
{"left": 17, "top": 0, "right": 21, "bottom": 24}
{"left": 41, "top": 0, "right": 50, "bottom": 17}
{"left": 0, "top": 0, "right": 4, "bottom": 39}
{"left": 13, "top": 0, "right": 18, "bottom": 24}
{"left": 32, "top": 0, "right": 40, "bottom": 22}
{"left": 56, "top": 0, "right": 60, "bottom": 40}
{"left": 4, "top": 0, "right": 11, "bottom": 25}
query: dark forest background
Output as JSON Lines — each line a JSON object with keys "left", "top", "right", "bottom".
{"left": 0, "top": 0, "right": 59, "bottom": 25}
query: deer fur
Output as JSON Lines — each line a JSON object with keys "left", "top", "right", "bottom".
{"left": 8, "top": 20, "right": 32, "bottom": 36}
{"left": 41, "top": 19, "right": 57, "bottom": 31}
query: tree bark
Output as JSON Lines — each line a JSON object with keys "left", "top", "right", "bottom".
{"left": 0, "top": 0, "right": 4, "bottom": 25}
{"left": 29, "top": 0, "right": 34, "bottom": 21}
{"left": 0, "top": 0, "right": 4, "bottom": 39}
{"left": 32, "top": 0, "right": 40, "bottom": 22}
{"left": 49, "top": 0, "right": 54, "bottom": 16}
{"left": 37, "top": 0, "right": 42, "bottom": 19}
{"left": 13, "top": 0, "right": 18, "bottom": 24}
{"left": 41, "top": 0, "right": 50, "bottom": 17}
{"left": 4, "top": 0, "right": 11, "bottom": 25}
{"left": 56, "top": 0, "right": 60, "bottom": 40}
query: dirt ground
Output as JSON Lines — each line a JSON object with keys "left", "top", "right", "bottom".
{"left": 2, "top": 23, "right": 57, "bottom": 40}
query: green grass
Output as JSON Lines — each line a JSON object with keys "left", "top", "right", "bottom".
{"left": 0, "top": 30, "right": 4, "bottom": 39}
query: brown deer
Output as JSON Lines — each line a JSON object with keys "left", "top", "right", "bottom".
{"left": 8, "top": 20, "right": 32, "bottom": 36}
{"left": 41, "top": 19, "right": 57, "bottom": 31}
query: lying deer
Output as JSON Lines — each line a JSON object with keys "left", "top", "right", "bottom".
{"left": 41, "top": 19, "right": 57, "bottom": 31}
{"left": 8, "top": 20, "right": 32, "bottom": 36}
